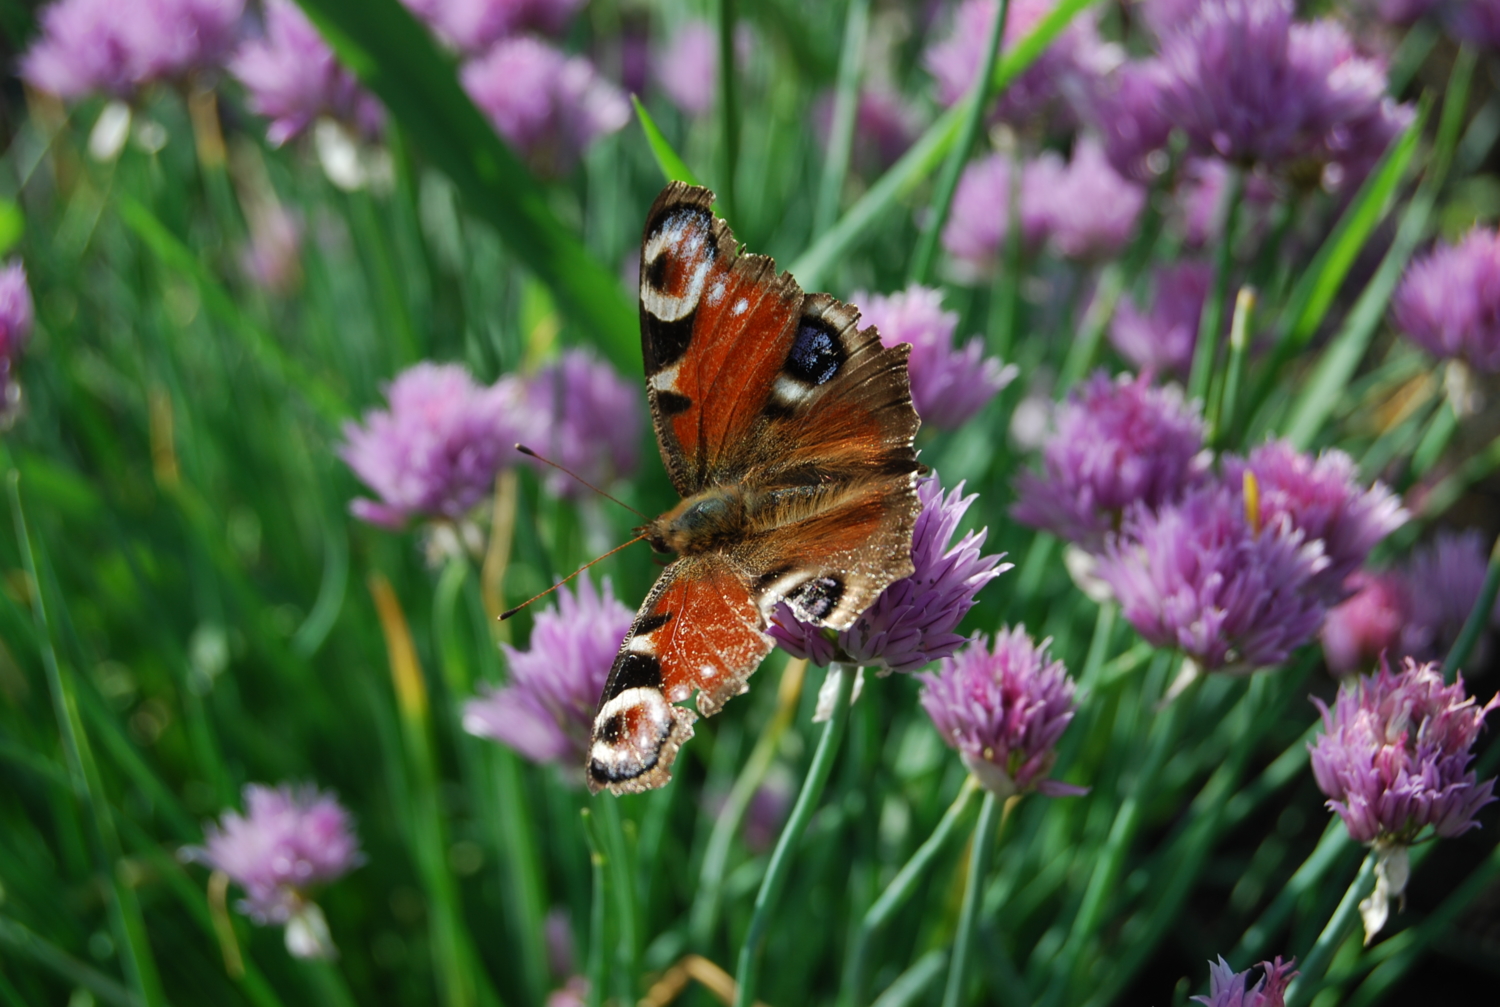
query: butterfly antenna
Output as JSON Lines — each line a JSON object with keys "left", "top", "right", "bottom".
{"left": 499, "top": 532, "right": 650, "bottom": 621}
{"left": 514, "top": 444, "right": 646, "bottom": 518}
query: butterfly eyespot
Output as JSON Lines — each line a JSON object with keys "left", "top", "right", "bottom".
{"left": 598, "top": 713, "right": 625, "bottom": 744}
{"left": 786, "top": 319, "right": 844, "bottom": 387}
{"left": 788, "top": 575, "right": 845, "bottom": 622}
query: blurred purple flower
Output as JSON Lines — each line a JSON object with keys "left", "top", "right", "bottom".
{"left": 521, "top": 349, "right": 642, "bottom": 500}
{"left": 464, "top": 573, "right": 632, "bottom": 769}
{"left": 1321, "top": 571, "right": 1408, "bottom": 676}
{"left": 814, "top": 89, "right": 922, "bottom": 174}
{"left": 1097, "top": 480, "right": 1330, "bottom": 672}
{"left": 544, "top": 906, "right": 574, "bottom": 979}
{"left": 1012, "top": 371, "right": 1208, "bottom": 552}
{"left": 1192, "top": 956, "right": 1297, "bottom": 1007}
{"left": 920, "top": 627, "right": 1087, "bottom": 798}
{"left": 1036, "top": 136, "right": 1146, "bottom": 261}
{"left": 463, "top": 37, "right": 629, "bottom": 177}
{"left": 1391, "top": 227, "right": 1500, "bottom": 374}
{"left": 1400, "top": 530, "right": 1500, "bottom": 666}
{"left": 1372, "top": 0, "right": 1443, "bottom": 25}
{"left": 925, "top": 0, "right": 1111, "bottom": 128}
{"left": 546, "top": 978, "right": 590, "bottom": 1007}
{"left": 0, "top": 262, "right": 35, "bottom": 423}
{"left": 1109, "top": 261, "right": 1214, "bottom": 377}
{"left": 1311, "top": 656, "right": 1499, "bottom": 846}
{"left": 1222, "top": 441, "right": 1406, "bottom": 605}
{"left": 22, "top": 0, "right": 244, "bottom": 99}
{"left": 231, "top": 0, "right": 384, "bottom": 146}
{"left": 655, "top": 20, "right": 753, "bottom": 119}
{"left": 1156, "top": 0, "right": 1394, "bottom": 173}
{"left": 852, "top": 285, "right": 1016, "bottom": 429}
{"left": 240, "top": 202, "right": 303, "bottom": 296}
{"left": 340, "top": 362, "right": 525, "bottom": 529}
{"left": 1086, "top": 59, "right": 1174, "bottom": 181}
{"left": 770, "top": 476, "right": 1010, "bottom": 673}
{"left": 402, "top": 0, "right": 585, "bottom": 54}
{"left": 1175, "top": 158, "right": 1275, "bottom": 248}
{"left": 942, "top": 152, "right": 1057, "bottom": 282}
{"left": 1140, "top": 0, "right": 1208, "bottom": 37}
{"left": 1449, "top": 0, "right": 1500, "bottom": 47}
{"left": 184, "top": 783, "right": 361, "bottom": 958}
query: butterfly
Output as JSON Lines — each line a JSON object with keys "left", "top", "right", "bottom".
{"left": 586, "top": 182, "right": 922, "bottom": 795}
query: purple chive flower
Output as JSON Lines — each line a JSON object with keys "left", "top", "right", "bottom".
{"left": 1012, "top": 371, "right": 1209, "bottom": 552}
{"left": 546, "top": 978, "right": 590, "bottom": 1007}
{"left": 851, "top": 285, "right": 1016, "bottom": 429}
{"left": 925, "top": 0, "right": 1108, "bottom": 128}
{"left": 22, "top": 0, "right": 244, "bottom": 100}
{"left": 1086, "top": 59, "right": 1175, "bottom": 181}
{"left": 463, "top": 573, "right": 633, "bottom": 769}
{"left": 1321, "top": 571, "right": 1408, "bottom": 676}
{"left": 1449, "top": 0, "right": 1500, "bottom": 48}
{"left": 1311, "top": 657, "right": 1499, "bottom": 846}
{"left": 184, "top": 784, "right": 361, "bottom": 958}
{"left": 1372, "top": 0, "right": 1442, "bottom": 25}
{"left": 1222, "top": 441, "right": 1406, "bottom": 605}
{"left": 1109, "top": 261, "right": 1214, "bottom": 377}
{"left": 920, "top": 627, "right": 1087, "bottom": 798}
{"left": 462, "top": 38, "right": 629, "bottom": 177}
{"left": 1097, "top": 480, "right": 1330, "bottom": 672}
{"left": 770, "top": 476, "right": 1010, "bottom": 673}
{"left": 520, "top": 349, "right": 642, "bottom": 500}
{"left": 1156, "top": 0, "right": 1394, "bottom": 173}
{"left": 1192, "top": 957, "right": 1297, "bottom": 1007}
{"left": 231, "top": 0, "right": 384, "bottom": 146}
{"left": 655, "top": 20, "right": 753, "bottom": 119}
{"left": 402, "top": 0, "right": 585, "bottom": 55}
{"left": 942, "top": 152, "right": 1058, "bottom": 282}
{"left": 1312, "top": 656, "right": 1500, "bottom": 940}
{"left": 0, "top": 262, "right": 35, "bottom": 423}
{"left": 1400, "top": 530, "right": 1500, "bottom": 665}
{"left": 339, "top": 362, "right": 526, "bottom": 529}
{"left": 1391, "top": 227, "right": 1500, "bottom": 374}
{"left": 1035, "top": 136, "right": 1147, "bottom": 262}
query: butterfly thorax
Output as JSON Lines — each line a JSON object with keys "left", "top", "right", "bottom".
{"left": 645, "top": 487, "right": 747, "bottom": 556}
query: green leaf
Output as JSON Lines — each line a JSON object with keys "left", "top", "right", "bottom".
{"left": 292, "top": 0, "right": 638, "bottom": 372}
{"left": 632, "top": 96, "right": 702, "bottom": 187}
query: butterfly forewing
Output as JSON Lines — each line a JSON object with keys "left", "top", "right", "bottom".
{"left": 587, "top": 182, "right": 921, "bottom": 795}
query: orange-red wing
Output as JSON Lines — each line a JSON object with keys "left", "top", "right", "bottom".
{"left": 586, "top": 554, "right": 772, "bottom": 795}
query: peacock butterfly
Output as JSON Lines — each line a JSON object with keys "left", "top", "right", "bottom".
{"left": 586, "top": 182, "right": 922, "bottom": 795}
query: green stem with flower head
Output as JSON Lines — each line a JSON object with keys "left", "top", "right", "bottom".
{"left": 940, "top": 789, "right": 1005, "bottom": 1007}
{"left": 734, "top": 663, "right": 856, "bottom": 1007}
{"left": 1284, "top": 852, "right": 1377, "bottom": 1007}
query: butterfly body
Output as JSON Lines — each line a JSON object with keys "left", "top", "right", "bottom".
{"left": 587, "top": 183, "right": 922, "bottom": 795}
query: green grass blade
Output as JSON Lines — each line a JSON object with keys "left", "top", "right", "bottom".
{"left": 908, "top": 0, "right": 1008, "bottom": 285}
{"left": 789, "top": 0, "right": 1103, "bottom": 288}
{"left": 0, "top": 913, "right": 143, "bottom": 1007}
{"left": 1282, "top": 49, "right": 1474, "bottom": 447}
{"left": 119, "top": 197, "right": 349, "bottom": 424}
{"left": 292, "top": 0, "right": 638, "bottom": 371}
{"left": 813, "top": 0, "right": 871, "bottom": 235}
{"left": 632, "top": 97, "right": 702, "bottom": 187}
{"left": 7, "top": 472, "right": 167, "bottom": 1007}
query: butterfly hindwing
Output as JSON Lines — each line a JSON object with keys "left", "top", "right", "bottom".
{"left": 587, "top": 554, "right": 771, "bottom": 794}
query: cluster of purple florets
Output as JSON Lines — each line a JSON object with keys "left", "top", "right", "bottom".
{"left": 1014, "top": 371, "right": 1405, "bottom": 673}
{"left": 339, "top": 351, "right": 641, "bottom": 532}
{"left": 936, "top": 0, "right": 1416, "bottom": 285}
